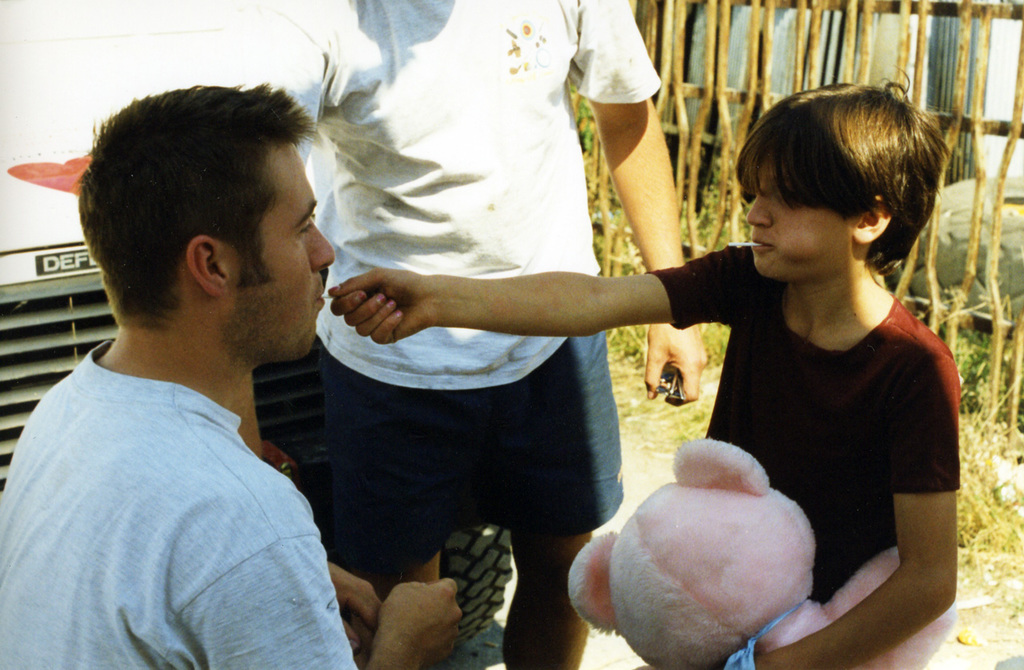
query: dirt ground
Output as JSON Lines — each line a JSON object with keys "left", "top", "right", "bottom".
{"left": 439, "top": 357, "right": 1024, "bottom": 669}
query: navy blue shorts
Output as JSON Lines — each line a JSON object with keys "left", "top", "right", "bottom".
{"left": 321, "top": 334, "right": 623, "bottom": 574}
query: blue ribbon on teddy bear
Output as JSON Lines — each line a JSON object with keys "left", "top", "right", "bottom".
{"left": 724, "top": 603, "right": 802, "bottom": 669}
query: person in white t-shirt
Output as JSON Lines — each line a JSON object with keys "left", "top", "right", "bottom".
{"left": 230, "top": 3, "right": 708, "bottom": 665}
{"left": 0, "top": 84, "right": 461, "bottom": 670}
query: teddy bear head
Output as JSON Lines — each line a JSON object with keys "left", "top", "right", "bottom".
{"left": 568, "top": 438, "right": 816, "bottom": 670}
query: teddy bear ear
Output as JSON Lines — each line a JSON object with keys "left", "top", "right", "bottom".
{"left": 673, "top": 438, "right": 770, "bottom": 495}
{"left": 567, "top": 533, "right": 619, "bottom": 632}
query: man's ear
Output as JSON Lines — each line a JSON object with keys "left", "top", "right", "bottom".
{"left": 854, "top": 199, "right": 892, "bottom": 245}
{"left": 184, "top": 235, "right": 237, "bottom": 298}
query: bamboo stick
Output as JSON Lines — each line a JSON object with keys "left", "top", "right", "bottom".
{"left": 727, "top": 0, "right": 763, "bottom": 243}
{"left": 764, "top": 0, "right": 777, "bottom": 105}
{"left": 843, "top": 0, "right": 859, "bottom": 83}
{"left": 685, "top": 0, "right": 719, "bottom": 257}
{"left": 708, "top": 0, "right": 735, "bottom": 252}
{"left": 674, "top": 0, "right": 692, "bottom": 213}
{"left": 793, "top": 0, "right": 807, "bottom": 92}
{"left": 1009, "top": 301, "right": 1024, "bottom": 437}
{"left": 657, "top": 0, "right": 677, "bottom": 119}
{"left": 638, "top": 0, "right": 659, "bottom": 62}
{"left": 896, "top": 0, "right": 912, "bottom": 79}
{"left": 894, "top": 0, "right": 927, "bottom": 301}
{"left": 912, "top": 0, "right": 929, "bottom": 105}
{"left": 948, "top": 9, "right": 992, "bottom": 355}
{"left": 808, "top": 0, "right": 824, "bottom": 88}
{"left": 927, "top": 0, "right": 973, "bottom": 331}
{"left": 1006, "top": 18, "right": 1024, "bottom": 437}
{"left": 980, "top": 4, "right": 1014, "bottom": 425}
{"left": 967, "top": 14, "right": 995, "bottom": 297}
{"left": 859, "top": 0, "right": 876, "bottom": 84}
{"left": 596, "top": 131, "right": 613, "bottom": 278}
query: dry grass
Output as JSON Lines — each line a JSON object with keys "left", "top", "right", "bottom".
{"left": 956, "top": 416, "right": 1024, "bottom": 591}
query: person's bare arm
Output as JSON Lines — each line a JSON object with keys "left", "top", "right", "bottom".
{"left": 590, "top": 99, "right": 680, "bottom": 272}
{"left": 590, "top": 99, "right": 707, "bottom": 401}
{"left": 755, "top": 492, "right": 958, "bottom": 668}
{"left": 329, "top": 269, "right": 674, "bottom": 344}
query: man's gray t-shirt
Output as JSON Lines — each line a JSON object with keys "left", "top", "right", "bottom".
{"left": 0, "top": 344, "right": 355, "bottom": 669}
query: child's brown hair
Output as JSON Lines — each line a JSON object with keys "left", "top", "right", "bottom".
{"left": 737, "top": 82, "right": 947, "bottom": 275}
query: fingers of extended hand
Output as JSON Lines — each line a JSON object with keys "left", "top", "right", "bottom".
{"left": 369, "top": 309, "right": 404, "bottom": 345}
{"left": 359, "top": 294, "right": 399, "bottom": 338}
{"left": 333, "top": 292, "right": 395, "bottom": 333}
{"left": 326, "top": 289, "right": 406, "bottom": 344}
{"left": 329, "top": 290, "right": 368, "bottom": 318}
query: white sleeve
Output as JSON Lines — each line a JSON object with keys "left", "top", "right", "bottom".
{"left": 180, "top": 537, "right": 357, "bottom": 670}
{"left": 222, "top": 0, "right": 346, "bottom": 122}
{"left": 570, "top": 0, "right": 661, "bottom": 103}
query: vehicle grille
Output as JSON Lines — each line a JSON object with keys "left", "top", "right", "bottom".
{"left": 0, "top": 273, "right": 330, "bottom": 498}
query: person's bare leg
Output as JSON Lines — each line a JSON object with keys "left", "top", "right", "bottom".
{"left": 503, "top": 531, "right": 591, "bottom": 670}
{"left": 348, "top": 552, "right": 442, "bottom": 600}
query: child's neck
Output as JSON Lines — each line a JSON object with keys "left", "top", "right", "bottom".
{"left": 782, "top": 271, "right": 894, "bottom": 352}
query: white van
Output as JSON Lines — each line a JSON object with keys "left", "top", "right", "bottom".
{"left": 1, "top": 0, "right": 243, "bottom": 488}
{"left": 0, "top": 0, "right": 511, "bottom": 644}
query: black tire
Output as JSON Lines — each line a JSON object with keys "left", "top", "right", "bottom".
{"left": 440, "top": 524, "right": 514, "bottom": 644}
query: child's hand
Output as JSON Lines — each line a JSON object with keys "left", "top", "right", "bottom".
{"left": 325, "top": 268, "right": 438, "bottom": 344}
{"left": 325, "top": 287, "right": 375, "bottom": 319}
{"left": 329, "top": 288, "right": 402, "bottom": 340}
{"left": 326, "top": 286, "right": 404, "bottom": 344}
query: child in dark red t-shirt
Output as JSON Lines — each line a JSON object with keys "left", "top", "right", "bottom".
{"left": 652, "top": 245, "right": 959, "bottom": 605}
{"left": 332, "top": 82, "right": 958, "bottom": 669}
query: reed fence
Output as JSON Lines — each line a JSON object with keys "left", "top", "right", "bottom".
{"left": 589, "top": 0, "right": 1024, "bottom": 433}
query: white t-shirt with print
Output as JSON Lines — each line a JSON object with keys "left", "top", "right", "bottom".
{"left": 234, "top": 0, "right": 660, "bottom": 388}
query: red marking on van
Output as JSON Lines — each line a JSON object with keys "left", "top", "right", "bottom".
{"left": 8, "top": 156, "right": 92, "bottom": 194}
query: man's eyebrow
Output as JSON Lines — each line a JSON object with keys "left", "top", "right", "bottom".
{"left": 296, "top": 199, "right": 317, "bottom": 227}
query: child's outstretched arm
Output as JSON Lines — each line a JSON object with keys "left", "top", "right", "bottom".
{"left": 756, "top": 491, "right": 958, "bottom": 669}
{"left": 327, "top": 268, "right": 674, "bottom": 344}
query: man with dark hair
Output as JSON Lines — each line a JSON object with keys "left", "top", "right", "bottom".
{"left": 0, "top": 84, "right": 461, "bottom": 669}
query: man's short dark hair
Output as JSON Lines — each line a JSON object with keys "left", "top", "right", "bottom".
{"left": 78, "top": 85, "right": 316, "bottom": 324}
{"left": 737, "top": 82, "right": 948, "bottom": 275}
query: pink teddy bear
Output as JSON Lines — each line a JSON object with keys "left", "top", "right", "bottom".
{"left": 568, "top": 438, "right": 956, "bottom": 670}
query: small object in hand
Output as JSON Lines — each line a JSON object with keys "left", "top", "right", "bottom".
{"left": 656, "top": 367, "right": 686, "bottom": 406}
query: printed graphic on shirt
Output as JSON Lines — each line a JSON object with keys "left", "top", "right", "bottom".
{"left": 503, "top": 14, "right": 554, "bottom": 83}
